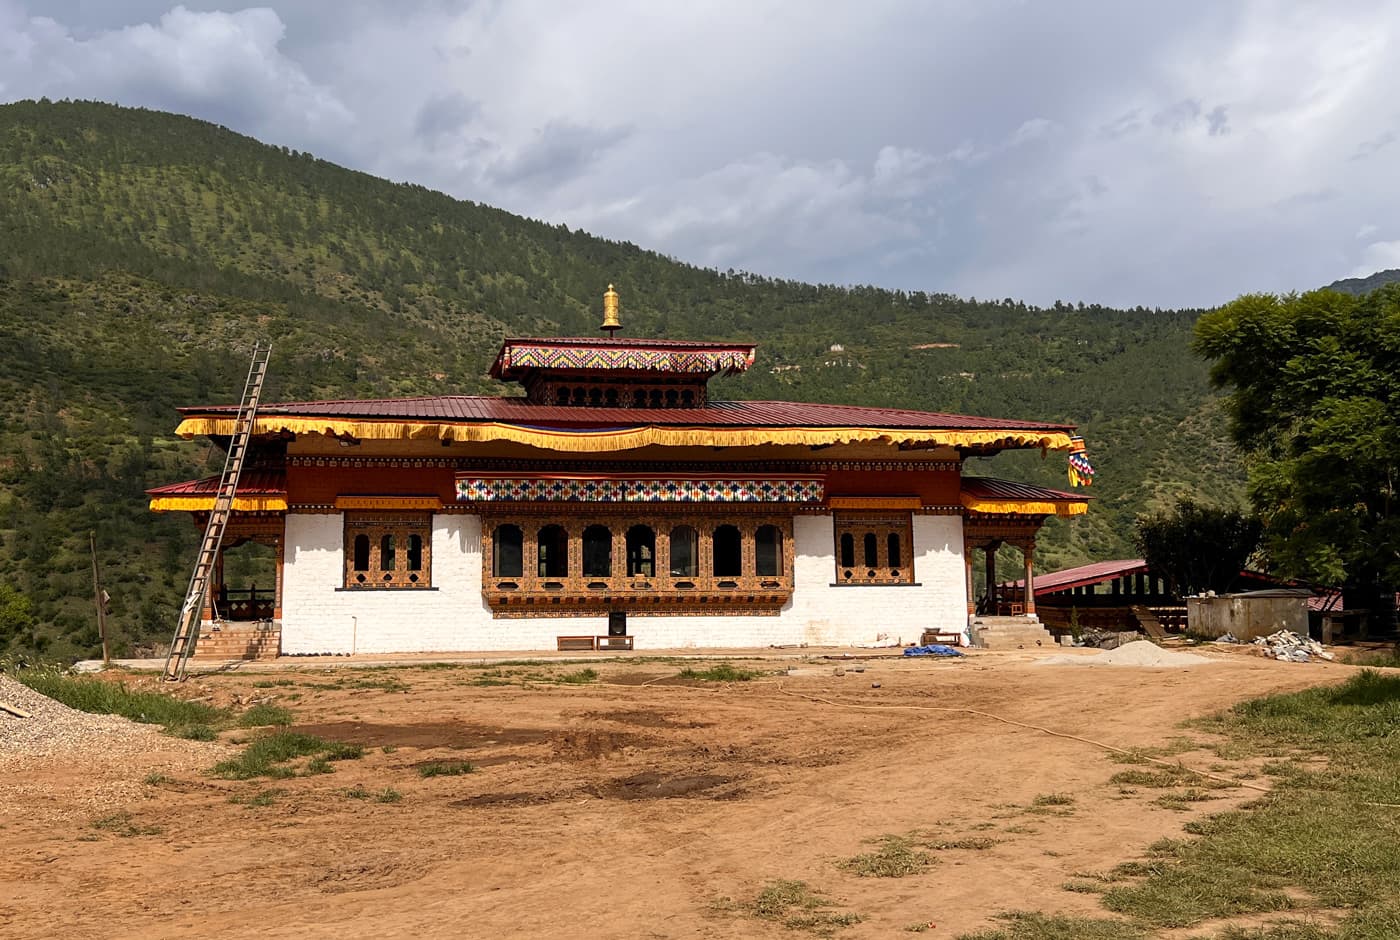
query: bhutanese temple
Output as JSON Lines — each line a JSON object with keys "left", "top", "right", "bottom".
{"left": 148, "top": 287, "right": 1090, "bottom": 658}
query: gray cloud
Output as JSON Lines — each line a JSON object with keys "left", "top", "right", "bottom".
{"left": 2, "top": 0, "right": 1398, "bottom": 308}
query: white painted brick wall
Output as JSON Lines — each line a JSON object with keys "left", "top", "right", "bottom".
{"left": 280, "top": 512, "right": 966, "bottom": 654}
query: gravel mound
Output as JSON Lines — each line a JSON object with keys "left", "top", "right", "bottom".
{"left": 0, "top": 674, "right": 202, "bottom": 764}
{"left": 1035, "top": 640, "right": 1212, "bottom": 668}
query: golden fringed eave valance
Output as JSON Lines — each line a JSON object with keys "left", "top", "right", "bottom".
{"left": 174, "top": 416, "right": 1076, "bottom": 454}
{"left": 149, "top": 496, "right": 289, "bottom": 513}
{"left": 961, "top": 495, "right": 1088, "bottom": 517}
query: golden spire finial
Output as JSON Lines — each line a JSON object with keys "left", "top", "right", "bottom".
{"left": 601, "top": 283, "right": 621, "bottom": 336}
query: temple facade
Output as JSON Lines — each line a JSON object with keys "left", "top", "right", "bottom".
{"left": 149, "top": 289, "right": 1088, "bottom": 656}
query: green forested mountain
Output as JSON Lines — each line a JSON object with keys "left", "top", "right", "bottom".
{"left": 0, "top": 99, "right": 1243, "bottom": 659}
{"left": 1326, "top": 268, "right": 1400, "bottom": 296}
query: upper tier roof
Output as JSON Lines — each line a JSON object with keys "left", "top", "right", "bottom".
{"left": 489, "top": 336, "right": 757, "bottom": 381}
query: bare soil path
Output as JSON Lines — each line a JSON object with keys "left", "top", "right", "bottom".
{"left": 0, "top": 647, "right": 1348, "bottom": 939}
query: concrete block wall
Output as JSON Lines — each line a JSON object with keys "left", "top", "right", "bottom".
{"left": 280, "top": 512, "right": 966, "bottom": 654}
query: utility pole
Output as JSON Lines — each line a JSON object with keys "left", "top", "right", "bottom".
{"left": 90, "top": 531, "right": 110, "bottom": 667}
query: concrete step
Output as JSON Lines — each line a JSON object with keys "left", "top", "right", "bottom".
{"left": 969, "top": 617, "right": 1055, "bottom": 650}
{"left": 193, "top": 623, "right": 281, "bottom": 660}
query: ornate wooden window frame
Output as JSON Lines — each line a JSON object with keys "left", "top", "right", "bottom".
{"left": 833, "top": 512, "right": 915, "bottom": 585}
{"left": 481, "top": 513, "right": 794, "bottom": 617}
{"left": 343, "top": 511, "right": 433, "bottom": 589}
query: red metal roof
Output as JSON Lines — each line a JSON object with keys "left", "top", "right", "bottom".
{"left": 177, "top": 395, "right": 1076, "bottom": 433}
{"left": 145, "top": 470, "right": 287, "bottom": 498}
{"left": 961, "top": 477, "right": 1089, "bottom": 502}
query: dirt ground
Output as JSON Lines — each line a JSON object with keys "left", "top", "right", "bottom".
{"left": 0, "top": 646, "right": 1353, "bottom": 939}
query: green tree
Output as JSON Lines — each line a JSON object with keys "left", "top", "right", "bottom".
{"left": 1132, "top": 498, "right": 1261, "bottom": 596}
{"left": 1194, "top": 285, "right": 1400, "bottom": 616}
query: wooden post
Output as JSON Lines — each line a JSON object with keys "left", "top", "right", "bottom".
{"left": 965, "top": 546, "right": 976, "bottom": 618}
{"left": 90, "top": 531, "right": 110, "bottom": 667}
{"left": 984, "top": 546, "right": 997, "bottom": 614}
{"left": 1023, "top": 544, "right": 1037, "bottom": 617}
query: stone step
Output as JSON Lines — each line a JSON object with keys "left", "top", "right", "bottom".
{"left": 192, "top": 624, "right": 281, "bottom": 660}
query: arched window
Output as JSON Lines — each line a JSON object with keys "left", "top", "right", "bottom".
{"left": 537, "top": 524, "right": 568, "bottom": 577}
{"left": 670, "top": 525, "right": 698, "bottom": 577}
{"left": 887, "top": 532, "right": 902, "bottom": 569}
{"left": 493, "top": 524, "right": 523, "bottom": 577}
{"left": 713, "top": 524, "right": 742, "bottom": 577}
{"left": 353, "top": 534, "right": 371, "bottom": 572}
{"left": 840, "top": 532, "right": 855, "bottom": 568}
{"left": 583, "top": 525, "right": 612, "bottom": 577}
{"left": 756, "top": 525, "right": 782, "bottom": 576}
{"left": 863, "top": 532, "right": 878, "bottom": 568}
{"left": 626, "top": 525, "right": 656, "bottom": 577}
{"left": 407, "top": 534, "right": 424, "bottom": 571}
{"left": 380, "top": 534, "right": 396, "bottom": 577}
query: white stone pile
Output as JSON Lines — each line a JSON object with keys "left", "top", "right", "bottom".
{"left": 1252, "top": 630, "right": 1334, "bottom": 663}
{"left": 0, "top": 674, "right": 169, "bottom": 763}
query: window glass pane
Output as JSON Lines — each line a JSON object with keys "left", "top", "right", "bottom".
{"left": 713, "top": 524, "right": 742, "bottom": 577}
{"left": 756, "top": 525, "right": 781, "bottom": 576}
{"left": 493, "top": 524, "right": 523, "bottom": 577}
{"left": 887, "top": 533, "right": 902, "bottom": 568}
{"left": 863, "top": 532, "right": 878, "bottom": 567}
{"left": 407, "top": 533, "right": 424, "bottom": 571}
{"left": 583, "top": 525, "right": 612, "bottom": 577}
{"left": 353, "top": 534, "right": 370, "bottom": 571}
{"left": 380, "top": 534, "right": 396, "bottom": 571}
{"left": 626, "top": 525, "right": 655, "bottom": 577}
{"left": 537, "top": 525, "right": 569, "bottom": 577}
{"left": 840, "top": 532, "right": 855, "bottom": 568}
{"left": 669, "top": 526, "right": 698, "bottom": 577}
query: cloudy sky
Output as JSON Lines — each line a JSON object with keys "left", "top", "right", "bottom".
{"left": 2, "top": 1, "right": 1397, "bottom": 308}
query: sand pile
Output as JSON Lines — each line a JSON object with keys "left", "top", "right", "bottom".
{"left": 1036, "top": 640, "right": 1212, "bottom": 668}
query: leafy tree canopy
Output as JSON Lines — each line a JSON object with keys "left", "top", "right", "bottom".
{"left": 1194, "top": 286, "right": 1400, "bottom": 605}
{"left": 1132, "top": 498, "right": 1261, "bottom": 597}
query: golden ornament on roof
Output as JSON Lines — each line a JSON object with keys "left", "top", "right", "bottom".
{"left": 601, "top": 283, "right": 621, "bottom": 335}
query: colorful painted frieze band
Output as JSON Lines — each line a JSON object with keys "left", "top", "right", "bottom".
{"left": 455, "top": 476, "right": 825, "bottom": 503}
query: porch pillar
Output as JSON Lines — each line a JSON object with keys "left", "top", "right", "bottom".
{"left": 964, "top": 545, "right": 976, "bottom": 618}
{"left": 205, "top": 547, "right": 225, "bottom": 621}
{"left": 984, "top": 546, "right": 997, "bottom": 614}
{"left": 1023, "top": 542, "right": 1037, "bottom": 618}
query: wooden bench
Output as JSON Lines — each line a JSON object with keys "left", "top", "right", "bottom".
{"left": 920, "top": 631, "right": 963, "bottom": 647}
{"left": 596, "top": 635, "right": 635, "bottom": 651}
{"left": 556, "top": 635, "right": 596, "bottom": 652}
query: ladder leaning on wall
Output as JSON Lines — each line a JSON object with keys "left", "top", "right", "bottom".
{"left": 163, "top": 344, "right": 272, "bottom": 682}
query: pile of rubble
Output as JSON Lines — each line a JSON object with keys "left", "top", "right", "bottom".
{"left": 1251, "top": 630, "right": 1335, "bottom": 663}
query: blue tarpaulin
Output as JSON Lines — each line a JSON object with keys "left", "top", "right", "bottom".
{"left": 902, "top": 644, "right": 963, "bottom": 657}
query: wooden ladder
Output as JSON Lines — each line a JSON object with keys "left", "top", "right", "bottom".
{"left": 163, "top": 344, "right": 271, "bottom": 681}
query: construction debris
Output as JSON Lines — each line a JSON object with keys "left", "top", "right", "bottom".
{"left": 1037, "top": 640, "right": 1211, "bottom": 668}
{"left": 1252, "top": 630, "right": 1334, "bottom": 662}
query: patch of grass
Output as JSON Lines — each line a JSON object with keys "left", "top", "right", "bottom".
{"left": 678, "top": 663, "right": 763, "bottom": 682}
{"left": 142, "top": 772, "right": 174, "bottom": 786}
{"left": 16, "top": 669, "right": 227, "bottom": 733}
{"left": 929, "top": 837, "right": 1000, "bottom": 851}
{"left": 237, "top": 702, "right": 293, "bottom": 727}
{"left": 1108, "top": 768, "right": 1194, "bottom": 788}
{"left": 956, "top": 910, "right": 1147, "bottom": 939}
{"left": 1154, "top": 788, "right": 1218, "bottom": 811}
{"left": 1100, "top": 671, "right": 1400, "bottom": 930}
{"left": 229, "top": 788, "right": 285, "bottom": 808}
{"left": 340, "top": 676, "right": 410, "bottom": 693}
{"left": 418, "top": 760, "right": 475, "bottom": 778}
{"left": 90, "top": 812, "right": 162, "bottom": 837}
{"left": 1342, "top": 647, "right": 1400, "bottom": 669}
{"left": 744, "top": 880, "right": 862, "bottom": 935}
{"left": 344, "top": 784, "right": 370, "bottom": 799}
{"left": 1063, "top": 880, "right": 1107, "bottom": 894}
{"left": 557, "top": 667, "right": 598, "bottom": 684}
{"left": 1031, "top": 792, "right": 1076, "bottom": 807}
{"left": 375, "top": 787, "right": 402, "bottom": 803}
{"left": 251, "top": 679, "right": 296, "bottom": 688}
{"left": 838, "top": 835, "right": 934, "bottom": 878}
{"left": 173, "top": 723, "right": 218, "bottom": 741}
{"left": 212, "top": 730, "right": 363, "bottom": 780}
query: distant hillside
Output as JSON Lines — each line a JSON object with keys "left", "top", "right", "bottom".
{"left": 1325, "top": 269, "right": 1400, "bottom": 296}
{"left": 0, "top": 99, "right": 1243, "bottom": 659}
